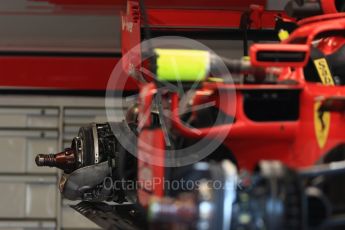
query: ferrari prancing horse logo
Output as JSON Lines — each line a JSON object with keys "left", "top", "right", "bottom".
{"left": 313, "top": 58, "right": 333, "bottom": 149}
{"left": 314, "top": 102, "right": 331, "bottom": 149}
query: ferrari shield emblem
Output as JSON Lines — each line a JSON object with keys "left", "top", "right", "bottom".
{"left": 314, "top": 102, "right": 331, "bottom": 149}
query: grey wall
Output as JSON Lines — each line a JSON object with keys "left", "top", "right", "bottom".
{"left": 0, "top": 0, "right": 121, "bottom": 52}
{"left": 0, "top": 14, "right": 120, "bottom": 52}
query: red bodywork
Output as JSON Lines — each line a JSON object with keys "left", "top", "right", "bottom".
{"left": 121, "top": 1, "right": 345, "bottom": 207}
{"left": 170, "top": 14, "right": 345, "bottom": 170}
{"left": 0, "top": 56, "right": 119, "bottom": 90}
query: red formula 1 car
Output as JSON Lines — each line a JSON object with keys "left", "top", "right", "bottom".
{"left": 36, "top": 0, "right": 345, "bottom": 229}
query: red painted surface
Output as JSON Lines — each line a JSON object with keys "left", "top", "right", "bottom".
{"left": 168, "top": 13, "right": 345, "bottom": 170}
{"left": 134, "top": 13, "right": 345, "bottom": 208}
{"left": 317, "top": 36, "right": 345, "bottom": 56}
{"left": 298, "top": 13, "right": 345, "bottom": 26}
{"left": 137, "top": 128, "right": 165, "bottom": 207}
{"left": 250, "top": 44, "right": 310, "bottom": 68}
{"left": 288, "top": 14, "right": 345, "bottom": 46}
{"left": 320, "top": 0, "right": 337, "bottom": 14}
{"left": 224, "top": 83, "right": 345, "bottom": 170}
{"left": 147, "top": 8, "right": 287, "bottom": 29}
{"left": 121, "top": 1, "right": 142, "bottom": 83}
{"left": 33, "top": 0, "right": 268, "bottom": 10}
{"left": 137, "top": 83, "right": 165, "bottom": 207}
{"left": 0, "top": 56, "right": 121, "bottom": 90}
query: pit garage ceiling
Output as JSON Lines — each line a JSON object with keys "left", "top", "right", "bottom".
{"left": 0, "top": 0, "right": 288, "bottom": 52}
